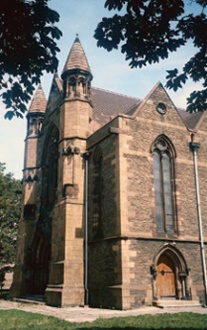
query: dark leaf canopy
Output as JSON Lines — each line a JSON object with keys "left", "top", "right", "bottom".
{"left": 95, "top": 0, "right": 207, "bottom": 112}
{"left": 0, "top": 0, "right": 62, "bottom": 119}
{"left": 0, "top": 163, "right": 21, "bottom": 266}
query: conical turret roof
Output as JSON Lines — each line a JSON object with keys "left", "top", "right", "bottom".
{"left": 29, "top": 84, "right": 47, "bottom": 113}
{"left": 61, "top": 36, "right": 92, "bottom": 77}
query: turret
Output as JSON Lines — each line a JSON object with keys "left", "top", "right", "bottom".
{"left": 10, "top": 84, "right": 47, "bottom": 298}
{"left": 61, "top": 35, "right": 93, "bottom": 101}
{"left": 45, "top": 37, "right": 93, "bottom": 306}
{"left": 23, "top": 84, "right": 46, "bottom": 201}
{"left": 59, "top": 36, "right": 93, "bottom": 141}
{"left": 26, "top": 84, "right": 47, "bottom": 138}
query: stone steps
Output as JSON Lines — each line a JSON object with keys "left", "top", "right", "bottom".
{"left": 153, "top": 299, "right": 201, "bottom": 309}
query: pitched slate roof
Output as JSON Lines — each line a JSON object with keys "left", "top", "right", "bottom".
{"left": 40, "top": 74, "right": 202, "bottom": 132}
{"left": 179, "top": 110, "right": 204, "bottom": 130}
{"left": 90, "top": 87, "right": 202, "bottom": 131}
{"left": 56, "top": 36, "right": 204, "bottom": 131}
{"left": 91, "top": 87, "right": 140, "bottom": 126}
{"left": 29, "top": 84, "right": 47, "bottom": 114}
{"left": 61, "top": 36, "right": 92, "bottom": 77}
{"left": 91, "top": 87, "right": 206, "bottom": 130}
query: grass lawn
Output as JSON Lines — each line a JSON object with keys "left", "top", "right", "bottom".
{"left": 0, "top": 310, "right": 207, "bottom": 329}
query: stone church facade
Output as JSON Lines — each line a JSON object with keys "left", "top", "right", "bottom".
{"left": 11, "top": 37, "right": 207, "bottom": 309}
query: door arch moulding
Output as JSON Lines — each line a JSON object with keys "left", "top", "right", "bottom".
{"left": 151, "top": 244, "right": 191, "bottom": 301}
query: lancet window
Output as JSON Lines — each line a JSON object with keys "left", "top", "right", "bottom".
{"left": 151, "top": 135, "right": 177, "bottom": 234}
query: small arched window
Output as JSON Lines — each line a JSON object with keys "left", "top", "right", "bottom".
{"left": 68, "top": 76, "right": 76, "bottom": 95}
{"left": 151, "top": 135, "right": 177, "bottom": 234}
{"left": 78, "top": 76, "right": 87, "bottom": 95}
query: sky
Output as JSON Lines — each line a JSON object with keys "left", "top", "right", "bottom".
{"left": 0, "top": 0, "right": 203, "bottom": 179}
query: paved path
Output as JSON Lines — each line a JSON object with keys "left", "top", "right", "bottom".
{"left": 0, "top": 300, "right": 207, "bottom": 323}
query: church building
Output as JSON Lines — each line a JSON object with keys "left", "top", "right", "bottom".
{"left": 11, "top": 36, "right": 207, "bottom": 309}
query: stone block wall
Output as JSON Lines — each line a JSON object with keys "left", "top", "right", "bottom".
{"left": 88, "top": 239, "right": 122, "bottom": 309}
{"left": 126, "top": 239, "right": 203, "bottom": 308}
{"left": 116, "top": 84, "right": 207, "bottom": 307}
{"left": 87, "top": 120, "right": 122, "bottom": 308}
{"left": 87, "top": 127, "right": 120, "bottom": 240}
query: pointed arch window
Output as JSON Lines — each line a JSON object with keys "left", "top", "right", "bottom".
{"left": 152, "top": 136, "right": 177, "bottom": 234}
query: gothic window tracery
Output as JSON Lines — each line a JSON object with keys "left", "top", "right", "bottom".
{"left": 65, "top": 74, "right": 90, "bottom": 99}
{"left": 28, "top": 116, "right": 44, "bottom": 136}
{"left": 151, "top": 135, "right": 177, "bottom": 234}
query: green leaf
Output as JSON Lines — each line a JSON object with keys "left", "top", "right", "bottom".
{"left": 95, "top": 0, "right": 207, "bottom": 111}
{"left": 4, "top": 111, "right": 14, "bottom": 120}
{"left": 0, "top": 163, "right": 21, "bottom": 265}
{"left": 0, "top": 0, "right": 62, "bottom": 119}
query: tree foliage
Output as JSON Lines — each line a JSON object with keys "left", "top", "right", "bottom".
{"left": 0, "top": 163, "right": 21, "bottom": 267}
{"left": 94, "top": 0, "right": 207, "bottom": 113}
{"left": 0, "top": 0, "right": 62, "bottom": 119}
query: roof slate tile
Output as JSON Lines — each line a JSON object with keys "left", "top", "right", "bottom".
{"left": 29, "top": 84, "right": 47, "bottom": 114}
{"left": 62, "top": 36, "right": 92, "bottom": 76}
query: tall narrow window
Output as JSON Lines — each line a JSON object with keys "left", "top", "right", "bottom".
{"left": 152, "top": 136, "right": 176, "bottom": 234}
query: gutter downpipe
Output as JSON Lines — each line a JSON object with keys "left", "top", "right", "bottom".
{"left": 82, "top": 152, "right": 90, "bottom": 305}
{"left": 190, "top": 140, "right": 207, "bottom": 306}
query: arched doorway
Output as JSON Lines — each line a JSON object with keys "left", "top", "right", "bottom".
{"left": 26, "top": 228, "right": 51, "bottom": 296}
{"left": 156, "top": 253, "right": 176, "bottom": 298}
{"left": 152, "top": 245, "right": 191, "bottom": 301}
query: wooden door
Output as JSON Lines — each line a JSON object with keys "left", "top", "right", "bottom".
{"left": 156, "top": 254, "right": 176, "bottom": 298}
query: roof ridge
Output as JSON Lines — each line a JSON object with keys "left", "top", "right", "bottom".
{"left": 92, "top": 86, "right": 140, "bottom": 100}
